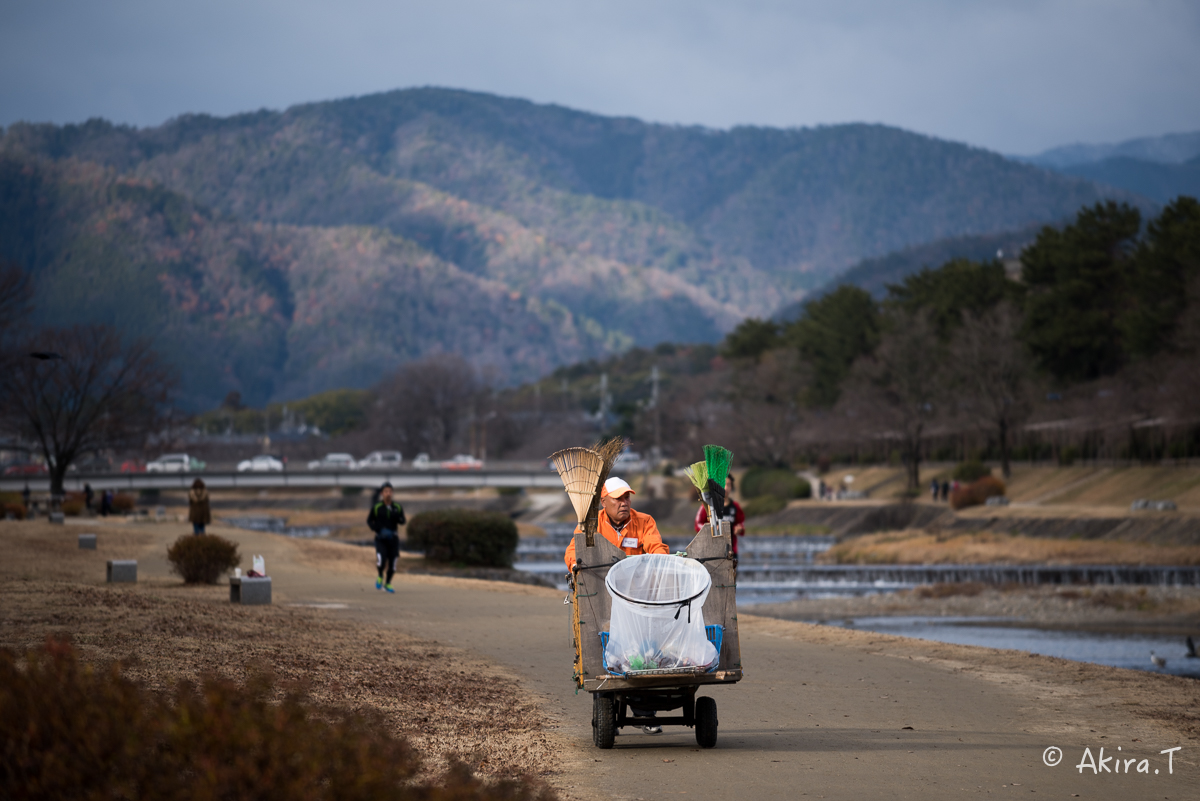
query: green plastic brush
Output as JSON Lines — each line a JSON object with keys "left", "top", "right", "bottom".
{"left": 704, "top": 444, "right": 733, "bottom": 488}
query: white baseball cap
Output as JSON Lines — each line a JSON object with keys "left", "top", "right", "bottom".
{"left": 602, "top": 477, "right": 635, "bottom": 498}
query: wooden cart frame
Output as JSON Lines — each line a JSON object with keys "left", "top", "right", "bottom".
{"left": 570, "top": 520, "right": 742, "bottom": 748}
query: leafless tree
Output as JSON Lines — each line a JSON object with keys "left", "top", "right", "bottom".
{"left": 947, "top": 302, "right": 1040, "bottom": 478}
{"left": 840, "top": 311, "right": 947, "bottom": 490}
{"left": 0, "top": 325, "right": 177, "bottom": 496}
{"left": 370, "top": 354, "right": 483, "bottom": 457}
{"left": 724, "top": 350, "right": 810, "bottom": 466}
{"left": 0, "top": 260, "right": 32, "bottom": 334}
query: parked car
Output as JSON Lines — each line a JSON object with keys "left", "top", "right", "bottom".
{"left": 237, "top": 455, "right": 284, "bottom": 473}
{"left": 612, "top": 450, "right": 649, "bottom": 474}
{"left": 358, "top": 451, "right": 403, "bottom": 470}
{"left": 410, "top": 453, "right": 433, "bottom": 470}
{"left": 119, "top": 460, "right": 145, "bottom": 473}
{"left": 441, "top": 454, "right": 483, "bottom": 470}
{"left": 2, "top": 463, "right": 46, "bottom": 476}
{"left": 75, "top": 456, "right": 114, "bottom": 473}
{"left": 146, "top": 453, "right": 206, "bottom": 473}
{"left": 306, "top": 453, "right": 358, "bottom": 471}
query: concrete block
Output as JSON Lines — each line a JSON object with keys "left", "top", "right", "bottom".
{"left": 78, "top": 533, "right": 97, "bottom": 549}
{"left": 107, "top": 560, "right": 137, "bottom": 583}
{"left": 49, "top": 512, "right": 64, "bottom": 524}
{"left": 230, "top": 576, "right": 271, "bottom": 605}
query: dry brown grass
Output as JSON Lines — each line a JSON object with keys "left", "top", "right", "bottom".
{"left": 0, "top": 521, "right": 560, "bottom": 784}
{"left": 822, "top": 529, "right": 1200, "bottom": 565}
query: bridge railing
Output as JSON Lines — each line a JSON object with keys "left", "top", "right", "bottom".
{"left": 0, "top": 470, "right": 565, "bottom": 493}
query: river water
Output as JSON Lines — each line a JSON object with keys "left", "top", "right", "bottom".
{"left": 818, "top": 616, "right": 1200, "bottom": 679}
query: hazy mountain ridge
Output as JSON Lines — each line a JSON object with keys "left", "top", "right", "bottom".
{"left": 0, "top": 151, "right": 625, "bottom": 407}
{"left": 0, "top": 87, "right": 1148, "bottom": 408}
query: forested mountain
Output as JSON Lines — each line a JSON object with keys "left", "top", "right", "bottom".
{"left": 0, "top": 87, "right": 1139, "bottom": 408}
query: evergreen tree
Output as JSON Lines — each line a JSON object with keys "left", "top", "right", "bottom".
{"left": 1020, "top": 201, "right": 1141, "bottom": 381}
{"left": 785, "top": 286, "right": 879, "bottom": 408}
{"left": 885, "top": 258, "right": 1023, "bottom": 340}
{"left": 1122, "top": 196, "right": 1200, "bottom": 358}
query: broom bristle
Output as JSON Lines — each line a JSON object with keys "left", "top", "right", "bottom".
{"left": 683, "top": 461, "right": 708, "bottom": 493}
{"left": 704, "top": 444, "right": 733, "bottom": 488}
{"left": 549, "top": 446, "right": 604, "bottom": 524}
{"left": 594, "top": 437, "right": 626, "bottom": 479}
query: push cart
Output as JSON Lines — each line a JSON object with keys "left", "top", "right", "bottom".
{"left": 569, "top": 520, "right": 742, "bottom": 749}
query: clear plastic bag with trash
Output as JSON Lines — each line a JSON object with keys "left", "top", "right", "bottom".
{"left": 603, "top": 553, "right": 718, "bottom": 674}
{"left": 250, "top": 554, "right": 266, "bottom": 577}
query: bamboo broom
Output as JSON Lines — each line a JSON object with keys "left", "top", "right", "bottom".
{"left": 549, "top": 437, "right": 626, "bottom": 548}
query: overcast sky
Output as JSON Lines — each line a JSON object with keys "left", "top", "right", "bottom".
{"left": 3, "top": 0, "right": 1199, "bottom": 155}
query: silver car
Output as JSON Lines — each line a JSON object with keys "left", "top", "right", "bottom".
{"left": 358, "top": 451, "right": 403, "bottom": 470}
{"left": 307, "top": 453, "right": 358, "bottom": 471}
{"left": 237, "top": 455, "right": 284, "bottom": 472}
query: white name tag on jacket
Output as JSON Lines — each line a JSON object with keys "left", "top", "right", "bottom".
{"left": 621, "top": 537, "right": 638, "bottom": 549}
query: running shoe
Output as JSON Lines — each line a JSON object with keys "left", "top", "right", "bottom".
{"left": 375, "top": 578, "right": 383, "bottom": 590}
{"left": 385, "top": 584, "right": 395, "bottom": 594}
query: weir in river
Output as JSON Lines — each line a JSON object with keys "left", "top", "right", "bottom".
{"left": 513, "top": 524, "right": 1200, "bottom": 604}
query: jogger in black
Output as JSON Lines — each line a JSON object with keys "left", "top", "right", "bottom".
{"left": 367, "top": 482, "right": 406, "bottom": 592}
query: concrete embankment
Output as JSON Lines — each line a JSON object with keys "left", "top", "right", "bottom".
{"left": 750, "top": 502, "right": 1200, "bottom": 545}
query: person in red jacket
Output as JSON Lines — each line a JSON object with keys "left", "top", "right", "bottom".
{"left": 694, "top": 476, "right": 745, "bottom": 555}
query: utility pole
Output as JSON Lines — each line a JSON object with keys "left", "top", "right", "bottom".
{"left": 649, "top": 366, "right": 661, "bottom": 457}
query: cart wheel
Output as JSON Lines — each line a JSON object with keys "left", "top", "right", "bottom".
{"left": 592, "top": 694, "right": 616, "bottom": 749}
{"left": 695, "top": 696, "right": 718, "bottom": 748}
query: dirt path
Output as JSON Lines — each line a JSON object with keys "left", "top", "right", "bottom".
{"left": 8, "top": 519, "right": 1198, "bottom": 800}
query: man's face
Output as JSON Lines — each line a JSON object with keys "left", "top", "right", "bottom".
{"left": 381, "top": 487, "right": 393, "bottom": 504}
{"left": 602, "top": 491, "right": 632, "bottom": 526}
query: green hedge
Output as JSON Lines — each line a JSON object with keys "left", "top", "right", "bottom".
{"left": 741, "top": 468, "right": 811, "bottom": 500}
{"left": 742, "top": 495, "right": 787, "bottom": 518}
{"left": 406, "top": 509, "right": 519, "bottom": 568}
{"left": 952, "top": 461, "right": 992, "bottom": 482}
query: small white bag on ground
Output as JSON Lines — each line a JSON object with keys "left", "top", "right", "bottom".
{"left": 604, "top": 553, "right": 718, "bottom": 673}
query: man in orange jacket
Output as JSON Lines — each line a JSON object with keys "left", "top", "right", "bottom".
{"left": 563, "top": 477, "right": 668, "bottom": 569}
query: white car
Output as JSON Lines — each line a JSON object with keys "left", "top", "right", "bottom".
{"left": 146, "top": 453, "right": 205, "bottom": 473}
{"left": 358, "top": 450, "right": 403, "bottom": 470}
{"left": 441, "top": 453, "right": 483, "bottom": 470}
{"left": 411, "top": 453, "right": 433, "bottom": 470}
{"left": 613, "top": 450, "right": 649, "bottom": 473}
{"left": 307, "top": 453, "right": 358, "bottom": 471}
{"left": 237, "top": 455, "right": 284, "bottom": 473}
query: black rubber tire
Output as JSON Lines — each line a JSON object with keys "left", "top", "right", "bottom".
{"left": 593, "top": 694, "right": 616, "bottom": 749}
{"left": 695, "top": 696, "right": 718, "bottom": 748}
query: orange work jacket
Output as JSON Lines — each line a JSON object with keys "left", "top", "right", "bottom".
{"left": 563, "top": 507, "right": 669, "bottom": 569}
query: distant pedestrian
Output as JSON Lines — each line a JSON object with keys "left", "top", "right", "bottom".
{"left": 22, "top": 484, "right": 31, "bottom": 512}
{"left": 930, "top": 479, "right": 939, "bottom": 502}
{"left": 940, "top": 480, "right": 950, "bottom": 502}
{"left": 367, "top": 482, "right": 406, "bottom": 593}
{"left": 188, "top": 478, "right": 211, "bottom": 535}
{"left": 100, "top": 489, "right": 113, "bottom": 516}
{"left": 695, "top": 476, "right": 746, "bottom": 558}
{"left": 84, "top": 483, "right": 94, "bottom": 512}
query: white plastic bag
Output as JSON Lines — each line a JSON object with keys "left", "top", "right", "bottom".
{"left": 604, "top": 553, "right": 718, "bottom": 674}
{"left": 252, "top": 554, "right": 265, "bottom": 576}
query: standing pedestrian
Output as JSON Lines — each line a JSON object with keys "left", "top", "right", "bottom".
{"left": 367, "top": 482, "right": 405, "bottom": 593}
{"left": 188, "top": 478, "right": 211, "bottom": 535}
{"left": 22, "top": 484, "right": 31, "bottom": 513}
{"left": 100, "top": 489, "right": 113, "bottom": 516}
{"left": 930, "top": 478, "right": 939, "bottom": 502}
{"left": 694, "top": 476, "right": 746, "bottom": 560}
{"left": 84, "top": 483, "right": 95, "bottom": 512}
{"left": 941, "top": 480, "right": 950, "bottom": 502}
